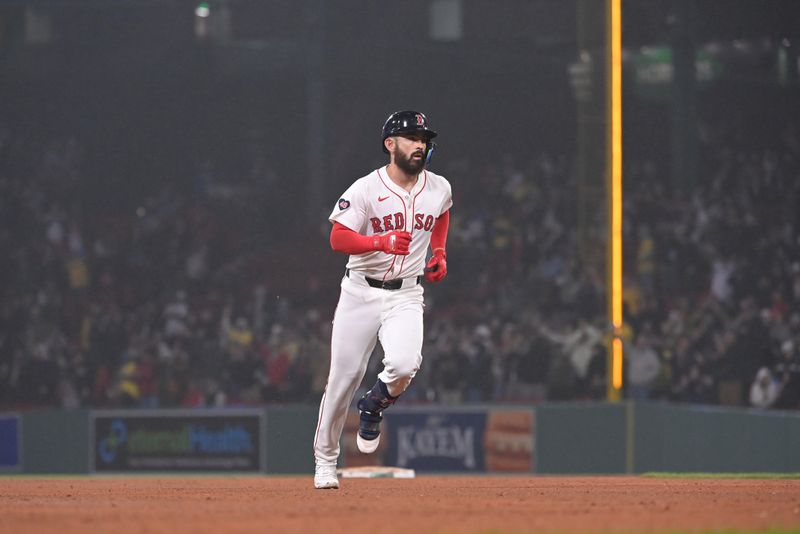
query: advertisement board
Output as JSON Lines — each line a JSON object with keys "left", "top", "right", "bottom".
{"left": 380, "top": 410, "right": 534, "bottom": 473}
{"left": 91, "top": 410, "right": 265, "bottom": 473}
{"left": 388, "top": 412, "right": 486, "bottom": 471}
{"left": 0, "top": 414, "right": 21, "bottom": 472}
{"left": 483, "top": 410, "right": 534, "bottom": 473}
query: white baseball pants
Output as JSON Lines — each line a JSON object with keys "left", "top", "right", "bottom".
{"left": 313, "top": 273, "right": 424, "bottom": 464}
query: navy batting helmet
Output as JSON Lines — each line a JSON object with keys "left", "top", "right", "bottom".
{"left": 381, "top": 111, "right": 438, "bottom": 160}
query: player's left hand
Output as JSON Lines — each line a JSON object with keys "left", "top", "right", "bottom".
{"left": 424, "top": 249, "right": 447, "bottom": 283}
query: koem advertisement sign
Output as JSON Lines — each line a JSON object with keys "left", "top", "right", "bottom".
{"left": 383, "top": 410, "right": 534, "bottom": 473}
{"left": 387, "top": 412, "right": 486, "bottom": 472}
{"left": 91, "top": 410, "right": 264, "bottom": 472}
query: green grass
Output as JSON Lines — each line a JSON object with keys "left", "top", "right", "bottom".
{"left": 642, "top": 472, "right": 800, "bottom": 479}
{"left": 682, "top": 531, "right": 800, "bottom": 534}
{"left": 468, "top": 529, "right": 800, "bottom": 534}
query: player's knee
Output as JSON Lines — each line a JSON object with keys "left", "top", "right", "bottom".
{"left": 387, "top": 358, "right": 420, "bottom": 384}
{"left": 328, "top": 368, "right": 365, "bottom": 390}
{"left": 398, "top": 363, "right": 419, "bottom": 382}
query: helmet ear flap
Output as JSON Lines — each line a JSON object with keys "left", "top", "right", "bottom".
{"left": 425, "top": 141, "right": 436, "bottom": 166}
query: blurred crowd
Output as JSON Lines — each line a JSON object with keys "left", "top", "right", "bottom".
{"left": 1, "top": 111, "right": 799, "bottom": 412}
{"left": 620, "top": 119, "right": 800, "bottom": 410}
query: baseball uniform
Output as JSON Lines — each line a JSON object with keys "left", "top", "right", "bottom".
{"left": 313, "top": 166, "right": 452, "bottom": 468}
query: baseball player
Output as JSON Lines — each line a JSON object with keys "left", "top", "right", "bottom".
{"left": 313, "top": 110, "right": 452, "bottom": 489}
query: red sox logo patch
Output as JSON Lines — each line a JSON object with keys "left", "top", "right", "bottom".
{"left": 416, "top": 114, "right": 424, "bottom": 126}
{"left": 338, "top": 198, "right": 350, "bottom": 210}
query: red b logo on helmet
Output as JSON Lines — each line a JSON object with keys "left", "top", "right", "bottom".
{"left": 416, "top": 114, "right": 424, "bottom": 126}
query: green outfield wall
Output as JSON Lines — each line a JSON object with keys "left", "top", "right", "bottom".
{"left": 21, "top": 409, "right": 90, "bottom": 474}
{"left": 4, "top": 403, "right": 800, "bottom": 474}
{"left": 533, "top": 402, "right": 800, "bottom": 474}
{"left": 264, "top": 406, "right": 318, "bottom": 474}
{"left": 535, "top": 403, "right": 627, "bottom": 474}
{"left": 632, "top": 403, "right": 800, "bottom": 473}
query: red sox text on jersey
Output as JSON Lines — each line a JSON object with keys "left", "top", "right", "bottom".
{"left": 370, "top": 213, "right": 436, "bottom": 234}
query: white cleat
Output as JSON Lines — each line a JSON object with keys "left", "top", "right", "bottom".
{"left": 356, "top": 432, "right": 380, "bottom": 454}
{"left": 314, "top": 463, "right": 339, "bottom": 489}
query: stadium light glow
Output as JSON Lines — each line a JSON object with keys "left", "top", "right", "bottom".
{"left": 195, "top": 2, "right": 210, "bottom": 18}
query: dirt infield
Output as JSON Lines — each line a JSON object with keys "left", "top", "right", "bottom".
{"left": 1, "top": 476, "right": 799, "bottom": 534}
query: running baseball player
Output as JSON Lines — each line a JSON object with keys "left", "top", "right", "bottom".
{"left": 313, "top": 110, "right": 452, "bottom": 489}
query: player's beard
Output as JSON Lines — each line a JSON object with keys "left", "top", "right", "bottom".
{"left": 394, "top": 146, "right": 426, "bottom": 175}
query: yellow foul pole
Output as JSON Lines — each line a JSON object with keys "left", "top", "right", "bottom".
{"left": 607, "top": 0, "right": 623, "bottom": 401}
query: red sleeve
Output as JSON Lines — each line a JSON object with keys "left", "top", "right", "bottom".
{"left": 430, "top": 210, "right": 449, "bottom": 255}
{"left": 330, "top": 222, "right": 381, "bottom": 255}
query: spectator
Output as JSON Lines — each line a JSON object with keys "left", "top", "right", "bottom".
{"left": 774, "top": 340, "right": 800, "bottom": 409}
{"left": 626, "top": 333, "right": 663, "bottom": 401}
{"left": 163, "top": 291, "right": 190, "bottom": 340}
{"left": 749, "top": 366, "right": 781, "bottom": 409}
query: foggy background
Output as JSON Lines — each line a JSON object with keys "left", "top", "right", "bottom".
{"left": 1, "top": 0, "right": 799, "bottom": 411}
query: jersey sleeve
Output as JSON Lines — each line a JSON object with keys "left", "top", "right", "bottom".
{"left": 439, "top": 178, "right": 453, "bottom": 216}
{"left": 329, "top": 179, "right": 367, "bottom": 232}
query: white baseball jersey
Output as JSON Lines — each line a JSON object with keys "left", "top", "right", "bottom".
{"left": 329, "top": 167, "right": 453, "bottom": 280}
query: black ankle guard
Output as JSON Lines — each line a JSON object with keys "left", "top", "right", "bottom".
{"left": 358, "top": 380, "right": 398, "bottom": 413}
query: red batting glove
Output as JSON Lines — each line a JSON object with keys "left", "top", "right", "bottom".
{"left": 374, "top": 231, "right": 411, "bottom": 255}
{"left": 424, "top": 249, "right": 447, "bottom": 282}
